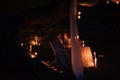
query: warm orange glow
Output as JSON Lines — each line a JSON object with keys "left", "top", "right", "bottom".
{"left": 81, "top": 47, "right": 94, "bottom": 68}
{"left": 30, "top": 54, "right": 36, "bottom": 58}
{"left": 34, "top": 36, "right": 38, "bottom": 45}
{"left": 77, "top": 11, "right": 81, "bottom": 19}
{"left": 78, "top": 0, "right": 100, "bottom": 7}
{"left": 21, "top": 43, "right": 24, "bottom": 46}
{"left": 76, "top": 35, "right": 79, "bottom": 39}
{"left": 106, "top": 0, "right": 110, "bottom": 4}
{"left": 74, "top": 35, "right": 79, "bottom": 39}
{"left": 82, "top": 41, "right": 85, "bottom": 47}
{"left": 93, "top": 52, "right": 97, "bottom": 68}
{"left": 30, "top": 40, "right": 36, "bottom": 45}
{"left": 116, "top": 1, "right": 120, "bottom": 4}
{"left": 28, "top": 52, "right": 36, "bottom": 58}
{"left": 29, "top": 45, "right": 32, "bottom": 52}
{"left": 38, "top": 43, "right": 41, "bottom": 45}
{"left": 77, "top": 15, "right": 81, "bottom": 19}
{"left": 40, "top": 60, "right": 63, "bottom": 73}
{"left": 34, "top": 52, "right": 38, "bottom": 55}
{"left": 78, "top": 11, "right": 81, "bottom": 15}
{"left": 112, "top": 0, "right": 120, "bottom": 4}
{"left": 107, "top": 0, "right": 120, "bottom": 4}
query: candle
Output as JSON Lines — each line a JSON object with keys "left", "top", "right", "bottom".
{"left": 94, "top": 52, "right": 97, "bottom": 68}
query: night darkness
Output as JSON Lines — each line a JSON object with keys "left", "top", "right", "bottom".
{"left": 0, "top": 0, "right": 120, "bottom": 80}
{"left": 78, "top": 1, "right": 120, "bottom": 66}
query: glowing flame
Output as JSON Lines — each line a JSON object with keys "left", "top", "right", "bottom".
{"left": 34, "top": 52, "right": 38, "bottom": 55}
{"left": 30, "top": 54, "right": 36, "bottom": 58}
{"left": 78, "top": 0, "right": 100, "bottom": 7}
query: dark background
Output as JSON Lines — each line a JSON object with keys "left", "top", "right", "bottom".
{"left": 0, "top": 0, "right": 120, "bottom": 79}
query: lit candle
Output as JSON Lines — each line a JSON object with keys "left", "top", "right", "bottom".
{"left": 82, "top": 41, "right": 85, "bottom": 47}
{"left": 30, "top": 54, "right": 36, "bottom": 58}
{"left": 35, "top": 36, "right": 38, "bottom": 45}
{"left": 21, "top": 43, "right": 24, "bottom": 46}
{"left": 29, "top": 45, "right": 32, "bottom": 52}
{"left": 94, "top": 52, "right": 97, "bottom": 68}
{"left": 34, "top": 52, "right": 38, "bottom": 55}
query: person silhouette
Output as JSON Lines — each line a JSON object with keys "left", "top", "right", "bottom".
{"left": 62, "top": 33, "right": 71, "bottom": 67}
{"left": 52, "top": 33, "right": 68, "bottom": 69}
{"left": 63, "top": 33, "right": 71, "bottom": 48}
